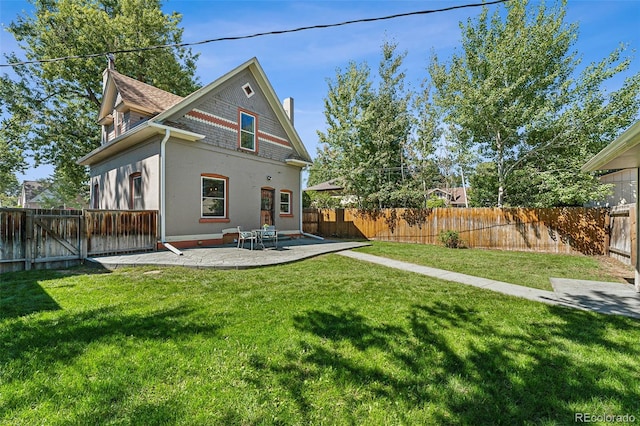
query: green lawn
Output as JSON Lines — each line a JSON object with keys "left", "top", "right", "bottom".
{"left": 1, "top": 253, "right": 639, "bottom": 425}
{"left": 357, "top": 241, "right": 633, "bottom": 290}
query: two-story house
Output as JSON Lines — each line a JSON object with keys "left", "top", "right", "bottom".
{"left": 79, "top": 57, "right": 312, "bottom": 250}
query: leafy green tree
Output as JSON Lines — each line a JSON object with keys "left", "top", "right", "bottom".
{"left": 1, "top": 0, "right": 199, "bottom": 197}
{"left": 426, "top": 194, "right": 446, "bottom": 208}
{"left": 316, "top": 59, "right": 372, "bottom": 203}
{"left": 427, "top": 0, "right": 640, "bottom": 207}
{"left": 0, "top": 170, "right": 20, "bottom": 207}
{"left": 315, "top": 41, "right": 416, "bottom": 208}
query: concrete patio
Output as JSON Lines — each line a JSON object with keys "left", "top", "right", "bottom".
{"left": 87, "top": 237, "right": 370, "bottom": 270}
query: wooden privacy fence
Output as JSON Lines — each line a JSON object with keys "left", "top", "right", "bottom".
{"left": 0, "top": 208, "right": 157, "bottom": 273}
{"left": 607, "top": 204, "right": 635, "bottom": 265}
{"left": 304, "top": 207, "right": 608, "bottom": 255}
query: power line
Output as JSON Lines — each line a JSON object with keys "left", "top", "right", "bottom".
{"left": 0, "top": 0, "right": 509, "bottom": 68}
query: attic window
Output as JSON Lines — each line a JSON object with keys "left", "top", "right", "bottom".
{"left": 242, "top": 83, "right": 254, "bottom": 98}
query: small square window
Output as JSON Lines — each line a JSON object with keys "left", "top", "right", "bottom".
{"left": 242, "top": 83, "right": 254, "bottom": 98}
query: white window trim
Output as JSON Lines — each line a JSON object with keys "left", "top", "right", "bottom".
{"left": 201, "top": 175, "right": 228, "bottom": 219}
{"left": 239, "top": 111, "right": 257, "bottom": 152}
{"left": 242, "top": 83, "right": 255, "bottom": 98}
{"left": 279, "top": 190, "right": 292, "bottom": 215}
{"left": 130, "top": 173, "right": 142, "bottom": 209}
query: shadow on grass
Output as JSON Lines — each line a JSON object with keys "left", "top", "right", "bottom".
{"left": 1, "top": 296, "right": 224, "bottom": 423}
{"left": 1, "top": 304, "right": 222, "bottom": 370}
{"left": 0, "top": 266, "right": 112, "bottom": 319}
{"left": 248, "top": 303, "right": 640, "bottom": 424}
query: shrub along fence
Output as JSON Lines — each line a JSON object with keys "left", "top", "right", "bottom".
{"left": 303, "top": 207, "right": 609, "bottom": 256}
{"left": 0, "top": 208, "right": 157, "bottom": 274}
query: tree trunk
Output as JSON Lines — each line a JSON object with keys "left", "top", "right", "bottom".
{"left": 496, "top": 131, "right": 505, "bottom": 208}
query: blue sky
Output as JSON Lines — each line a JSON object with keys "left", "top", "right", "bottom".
{"left": 1, "top": 0, "right": 639, "bottom": 183}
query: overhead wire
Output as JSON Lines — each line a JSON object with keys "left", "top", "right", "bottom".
{"left": 0, "top": 0, "right": 509, "bottom": 68}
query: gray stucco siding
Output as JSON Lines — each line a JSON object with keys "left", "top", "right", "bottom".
{"left": 90, "top": 138, "right": 161, "bottom": 210}
{"left": 164, "top": 139, "right": 300, "bottom": 239}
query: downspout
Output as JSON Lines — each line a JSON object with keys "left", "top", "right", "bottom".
{"left": 631, "top": 168, "right": 640, "bottom": 293}
{"left": 160, "top": 128, "right": 183, "bottom": 255}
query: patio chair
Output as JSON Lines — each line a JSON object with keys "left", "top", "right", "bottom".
{"left": 237, "top": 226, "right": 257, "bottom": 250}
{"left": 261, "top": 225, "right": 278, "bottom": 248}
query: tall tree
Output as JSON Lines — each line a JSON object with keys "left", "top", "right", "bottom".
{"left": 315, "top": 41, "right": 416, "bottom": 208}
{"left": 427, "top": 0, "right": 640, "bottom": 207}
{"left": 1, "top": 0, "right": 199, "bottom": 195}
{"left": 316, "top": 59, "right": 372, "bottom": 206}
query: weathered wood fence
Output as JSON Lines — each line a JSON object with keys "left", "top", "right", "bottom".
{"left": 303, "top": 207, "right": 609, "bottom": 256}
{"left": 607, "top": 204, "right": 635, "bottom": 265}
{"left": 1, "top": 208, "right": 157, "bottom": 273}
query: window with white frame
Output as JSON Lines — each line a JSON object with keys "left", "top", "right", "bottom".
{"left": 92, "top": 183, "right": 99, "bottom": 209}
{"left": 130, "top": 172, "right": 142, "bottom": 209}
{"left": 280, "top": 190, "right": 292, "bottom": 215}
{"left": 201, "top": 175, "right": 227, "bottom": 218}
{"left": 239, "top": 111, "right": 256, "bottom": 151}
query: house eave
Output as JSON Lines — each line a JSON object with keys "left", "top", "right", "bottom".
{"left": 582, "top": 121, "right": 640, "bottom": 172}
{"left": 78, "top": 122, "right": 204, "bottom": 166}
{"left": 285, "top": 158, "right": 313, "bottom": 168}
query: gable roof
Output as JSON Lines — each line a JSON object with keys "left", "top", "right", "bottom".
{"left": 87, "top": 57, "right": 312, "bottom": 166}
{"left": 21, "top": 180, "right": 45, "bottom": 203}
{"left": 153, "top": 57, "right": 311, "bottom": 163}
{"left": 427, "top": 187, "right": 468, "bottom": 206}
{"left": 111, "top": 71, "right": 184, "bottom": 114}
{"left": 98, "top": 70, "right": 184, "bottom": 123}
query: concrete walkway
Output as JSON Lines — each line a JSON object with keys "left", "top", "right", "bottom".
{"left": 338, "top": 251, "right": 640, "bottom": 319}
{"left": 88, "top": 238, "right": 640, "bottom": 319}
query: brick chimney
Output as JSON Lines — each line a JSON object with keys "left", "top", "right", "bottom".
{"left": 103, "top": 53, "right": 115, "bottom": 90}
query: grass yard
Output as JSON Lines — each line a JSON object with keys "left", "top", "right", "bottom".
{"left": 357, "top": 241, "right": 634, "bottom": 290}
{"left": 1, "top": 252, "right": 639, "bottom": 425}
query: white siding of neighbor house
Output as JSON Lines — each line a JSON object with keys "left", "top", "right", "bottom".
{"left": 596, "top": 169, "right": 638, "bottom": 206}
{"left": 164, "top": 139, "right": 300, "bottom": 240}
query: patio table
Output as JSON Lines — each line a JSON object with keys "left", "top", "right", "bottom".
{"left": 253, "top": 228, "right": 278, "bottom": 249}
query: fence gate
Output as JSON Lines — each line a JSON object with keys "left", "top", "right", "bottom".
{"left": 26, "top": 209, "right": 84, "bottom": 270}
{"left": 608, "top": 204, "right": 634, "bottom": 265}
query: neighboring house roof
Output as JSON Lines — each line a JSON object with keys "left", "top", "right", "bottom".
{"left": 304, "top": 179, "right": 344, "bottom": 192}
{"left": 427, "top": 187, "right": 468, "bottom": 207}
{"left": 20, "top": 181, "right": 45, "bottom": 204}
{"left": 582, "top": 121, "right": 640, "bottom": 171}
{"left": 84, "top": 57, "right": 311, "bottom": 167}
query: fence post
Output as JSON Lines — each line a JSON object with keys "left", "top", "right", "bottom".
{"left": 80, "top": 211, "right": 87, "bottom": 262}
{"left": 24, "top": 209, "right": 33, "bottom": 271}
{"left": 604, "top": 209, "right": 611, "bottom": 257}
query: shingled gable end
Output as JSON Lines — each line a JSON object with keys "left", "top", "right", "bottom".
{"left": 79, "top": 57, "right": 312, "bottom": 251}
